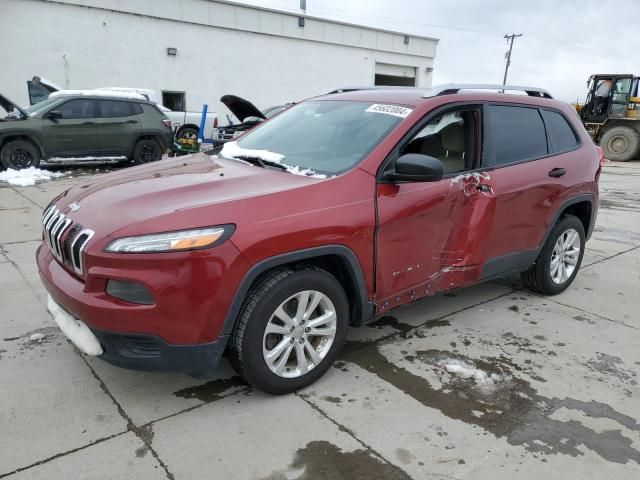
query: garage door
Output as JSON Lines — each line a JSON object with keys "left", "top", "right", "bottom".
{"left": 375, "top": 63, "right": 416, "bottom": 87}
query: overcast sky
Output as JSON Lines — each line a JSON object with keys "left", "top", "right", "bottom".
{"left": 236, "top": 0, "right": 640, "bottom": 102}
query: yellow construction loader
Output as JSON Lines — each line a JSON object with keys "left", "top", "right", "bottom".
{"left": 578, "top": 74, "right": 640, "bottom": 161}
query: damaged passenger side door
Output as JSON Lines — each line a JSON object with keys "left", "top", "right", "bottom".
{"left": 374, "top": 104, "right": 496, "bottom": 313}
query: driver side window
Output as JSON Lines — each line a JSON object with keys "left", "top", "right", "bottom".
{"left": 400, "top": 108, "right": 479, "bottom": 175}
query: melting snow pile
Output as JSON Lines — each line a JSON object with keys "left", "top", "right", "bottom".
{"left": 47, "top": 295, "right": 103, "bottom": 356}
{"left": 438, "top": 358, "right": 503, "bottom": 395}
{"left": 220, "top": 141, "right": 327, "bottom": 179}
{"left": 0, "top": 167, "right": 66, "bottom": 186}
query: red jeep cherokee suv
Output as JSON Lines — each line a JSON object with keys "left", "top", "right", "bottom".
{"left": 37, "top": 84, "right": 601, "bottom": 394}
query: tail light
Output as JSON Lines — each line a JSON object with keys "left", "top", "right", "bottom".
{"left": 595, "top": 145, "right": 605, "bottom": 182}
{"left": 596, "top": 146, "right": 606, "bottom": 165}
{"left": 162, "top": 118, "right": 172, "bottom": 128}
{"left": 213, "top": 116, "right": 218, "bottom": 128}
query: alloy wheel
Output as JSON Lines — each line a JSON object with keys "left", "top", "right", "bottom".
{"left": 550, "top": 228, "right": 581, "bottom": 284}
{"left": 262, "top": 290, "right": 337, "bottom": 378}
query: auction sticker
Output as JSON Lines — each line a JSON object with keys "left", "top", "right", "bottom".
{"left": 365, "top": 104, "right": 413, "bottom": 118}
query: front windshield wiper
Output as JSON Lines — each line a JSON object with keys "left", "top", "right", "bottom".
{"left": 234, "top": 155, "right": 289, "bottom": 172}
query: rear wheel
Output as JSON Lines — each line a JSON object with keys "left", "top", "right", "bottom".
{"left": 521, "top": 214, "right": 585, "bottom": 295}
{"left": 132, "top": 138, "right": 162, "bottom": 165}
{"left": 600, "top": 126, "right": 639, "bottom": 162}
{"left": 0, "top": 140, "right": 41, "bottom": 169}
{"left": 229, "top": 267, "right": 349, "bottom": 394}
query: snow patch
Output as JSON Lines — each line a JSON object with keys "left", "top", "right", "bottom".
{"left": 47, "top": 295, "right": 103, "bottom": 356}
{"left": 50, "top": 89, "right": 146, "bottom": 100}
{"left": 437, "top": 358, "right": 504, "bottom": 395}
{"left": 0, "top": 167, "right": 66, "bottom": 186}
{"left": 220, "top": 141, "right": 327, "bottom": 178}
{"left": 221, "top": 141, "right": 285, "bottom": 163}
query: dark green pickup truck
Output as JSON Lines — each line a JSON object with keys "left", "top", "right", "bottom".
{"left": 0, "top": 92, "right": 174, "bottom": 170}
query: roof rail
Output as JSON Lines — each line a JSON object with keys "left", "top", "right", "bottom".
{"left": 423, "top": 84, "right": 553, "bottom": 99}
{"left": 326, "top": 86, "right": 422, "bottom": 95}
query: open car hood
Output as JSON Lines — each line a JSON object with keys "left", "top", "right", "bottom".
{"left": 0, "top": 93, "right": 27, "bottom": 118}
{"left": 220, "top": 95, "right": 266, "bottom": 122}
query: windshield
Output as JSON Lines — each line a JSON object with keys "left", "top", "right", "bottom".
{"left": 23, "top": 97, "right": 59, "bottom": 116}
{"left": 236, "top": 101, "right": 407, "bottom": 175}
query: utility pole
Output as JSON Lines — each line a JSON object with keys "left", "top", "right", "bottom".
{"left": 502, "top": 33, "right": 523, "bottom": 85}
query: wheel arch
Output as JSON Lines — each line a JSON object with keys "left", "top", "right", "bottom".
{"left": 542, "top": 194, "right": 595, "bottom": 247}
{"left": 176, "top": 124, "right": 199, "bottom": 135}
{"left": 0, "top": 134, "right": 45, "bottom": 159}
{"left": 221, "top": 246, "right": 373, "bottom": 340}
{"left": 128, "top": 134, "right": 166, "bottom": 157}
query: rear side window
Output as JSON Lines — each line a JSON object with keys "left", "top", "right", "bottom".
{"left": 541, "top": 109, "right": 579, "bottom": 152}
{"left": 56, "top": 99, "right": 95, "bottom": 119}
{"left": 487, "top": 105, "right": 548, "bottom": 165}
{"left": 99, "top": 100, "right": 135, "bottom": 118}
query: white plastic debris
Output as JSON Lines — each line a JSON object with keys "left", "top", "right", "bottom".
{"left": 438, "top": 358, "right": 503, "bottom": 395}
{"left": 0, "top": 167, "right": 65, "bottom": 186}
{"left": 30, "top": 333, "right": 46, "bottom": 342}
{"left": 47, "top": 295, "right": 103, "bottom": 356}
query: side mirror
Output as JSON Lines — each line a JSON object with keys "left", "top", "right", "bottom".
{"left": 383, "top": 153, "right": 444, "bottom": 183}
{"left": 46, "top": 110, "right": 62, "bottom": 121}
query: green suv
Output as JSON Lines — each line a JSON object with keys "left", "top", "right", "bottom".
{"left": 0, "top": 92, "right": 174, "bottom": 169}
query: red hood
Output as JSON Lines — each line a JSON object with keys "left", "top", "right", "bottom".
{"left": 53, "top": 153, "right": 321, "bottom": 239}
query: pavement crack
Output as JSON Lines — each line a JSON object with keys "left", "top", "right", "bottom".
{"left": 81, "top": 357, "right": 176, "bottom": 480}
{"left": 296, "top": 392, "right": 414, "bottom": 479}
{"left": 583, "top": 244, "right": 640, "bottom": 269}
{"left": 0, "top": 244, "right": 46, "bottom": 308}
{"left": 0, "top": 432, "right": 127, "bottom": 478}
{"left": 529, "top": 292, "right": 639, "bottom": 331}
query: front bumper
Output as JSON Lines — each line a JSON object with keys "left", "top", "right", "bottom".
{"left": 47, "top": 293, "right": 225, "bottom": 377}
{"left": 90, "top": 328, "right": 227, "bottom": 378}
{"left": 36, "top": 238, "right": 248, "bottom": 376}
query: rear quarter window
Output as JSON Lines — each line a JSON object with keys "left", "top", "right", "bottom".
{"left": 98, "top": 100, "right": 137, "bottom": 118}
{"left": 541, "top": 109, "right": 579, "bottom": 152}
{"left": 487, "top": 105, "right": 548, "bottom": 166}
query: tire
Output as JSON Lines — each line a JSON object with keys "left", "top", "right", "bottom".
{"left": 599, "top": 126, "right": 639, "bottom": 162}
{"left": 132, "top": 138, "right": 163, "bottom": 165}
{"left": 228, "top": 266, "right": 349, "bottom": 394}
{"left": 521, "top": 214, "right": 585, "bottom": 295}
{"left": 0, "top": 140, "right": 41, "bottom": 169}
{"left": 176, "top": 126, "right": 199, "bottom": 143}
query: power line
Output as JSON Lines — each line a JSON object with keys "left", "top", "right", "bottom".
{"left": 503, "top": 33, "right": 523, "bottom": 85}
{"left": 295, "top": 4, "right": 637, "bottom": 63}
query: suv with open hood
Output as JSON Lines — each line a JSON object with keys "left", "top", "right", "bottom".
{"left": 215, "top": 94, "right": 293, "bottom": 143}
{"left": 37, "top": 84, "right": 601, "bottom": 394}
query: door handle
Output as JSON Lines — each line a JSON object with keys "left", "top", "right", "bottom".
{"left": 548, "top": 168, "right": 566, "bottom": 178}
{"left": 126, "top": 119, "right": 138, "bottom": 124}
{"left": 82, "top": 121, "right": 96, "bottom": 125}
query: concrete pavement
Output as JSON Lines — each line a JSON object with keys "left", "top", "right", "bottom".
{"left": 1, "top": 161, "right": 639, "bottom": 479}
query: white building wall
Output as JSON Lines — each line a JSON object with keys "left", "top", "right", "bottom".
{"left": 3, "top": 0, "right": 437, "bottom": 118}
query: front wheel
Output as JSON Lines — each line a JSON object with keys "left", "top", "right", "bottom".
{"left": 521, "top": 214, "right": 585, "bottom": 295}
{"left": 0, "top": 140, "right": 41, "bottom": 170}
{"left": 132, "top": 138, "right": 163, "bottom": 165}
{"left": 229, "top": 267, "right": 349, "bottom": 394}
{"left": 599, "top": 126, "right": 639, "bottom": 162}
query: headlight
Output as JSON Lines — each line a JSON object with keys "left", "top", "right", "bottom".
{"left": 104, "top": 225, "right": 234, "bottom": 253}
